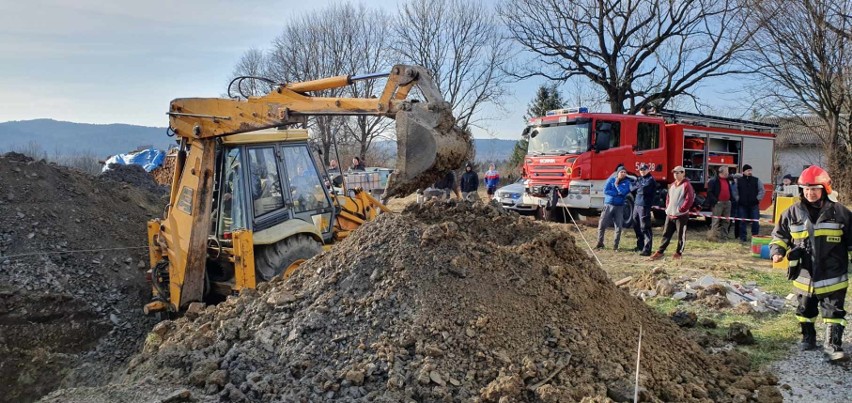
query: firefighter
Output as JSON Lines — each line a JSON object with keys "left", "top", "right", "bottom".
{"left": 770, "top": 166, "right": 852, "bottom": 362}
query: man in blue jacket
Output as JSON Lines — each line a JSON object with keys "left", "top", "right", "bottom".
{"left": 596, "top": 166, "right": 631, "bottom": 250}
{"left": 631, "top": 164, "right": 657, "bottom": 256}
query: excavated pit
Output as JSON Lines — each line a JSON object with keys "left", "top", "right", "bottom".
{"left": 0, "top": 153, "right": 162, "bottom": 402}
{"left": 42, "top": 201, "right": 780, "bottom": 402}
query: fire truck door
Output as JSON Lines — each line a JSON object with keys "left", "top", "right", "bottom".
{"left": 632, "top": 121, "right": 665, "bottom": 175}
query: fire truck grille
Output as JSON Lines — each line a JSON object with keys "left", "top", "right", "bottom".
{"left": 533, "top": 165, "right": 565, "bottom": 170}
{"left": 535, "top": 172, "right": 564, "bottom": 177}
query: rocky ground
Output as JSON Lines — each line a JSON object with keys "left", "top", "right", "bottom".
{"left": 3, "top": 168, "right": 848, "bottom": 402}
{"left": 44, "top": 201, "right": 780, "bottom": 402}
{"left": 0, "top": 153, "right": 163, "bottom": 402}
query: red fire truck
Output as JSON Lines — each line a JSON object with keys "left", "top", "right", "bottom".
{"left": 519, "top": 108, "right": 777, "bottom": 221}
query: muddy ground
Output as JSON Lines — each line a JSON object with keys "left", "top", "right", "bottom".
{"left": 0, "top": 153, "right": 163, "bottom": 402}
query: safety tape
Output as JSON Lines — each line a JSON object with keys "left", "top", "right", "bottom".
{"left": 650, "top": 206, "right": 773, "bottom": 223}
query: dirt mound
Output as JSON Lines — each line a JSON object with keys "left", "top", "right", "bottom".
{"left": 91, "top": 202, "right": 778, "bottom": 402}
{"left": 100, "top": 163, "right": 167, "bottom": 195}
{"left": 0, "top": 153, "right": 162, "bottom": 402}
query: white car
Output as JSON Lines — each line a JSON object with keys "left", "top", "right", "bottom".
{"left": 493, "top": 178, "right": 536, "bottom": 214}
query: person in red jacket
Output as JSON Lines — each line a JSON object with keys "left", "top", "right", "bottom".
{"left": 650, "top": 166, "right": 695, "bottom": 260}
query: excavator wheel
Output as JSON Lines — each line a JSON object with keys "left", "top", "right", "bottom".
{"left": 255, "top": 235, "right": 322, "bottom": 282}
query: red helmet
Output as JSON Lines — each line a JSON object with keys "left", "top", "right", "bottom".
{"left": 798, "top": 165, "right": 832, "bottom": 194}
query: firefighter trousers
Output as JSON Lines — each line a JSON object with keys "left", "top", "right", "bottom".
{"left": 796, "top": 288, "right": 847, "bottom": 326}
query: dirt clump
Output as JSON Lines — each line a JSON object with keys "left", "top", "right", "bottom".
{"left": 72, "top": 201, "right": 777, "bottom": 402}
{"left": 0, "top": 152, "right": 162, "bottom": 402}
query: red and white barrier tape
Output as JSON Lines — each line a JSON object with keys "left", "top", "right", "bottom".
{"left": 650, "top": 206, "right": 772, "bottom": 223}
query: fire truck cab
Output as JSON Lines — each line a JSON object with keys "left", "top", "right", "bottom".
{"left": 520, "top": 108, "right": 776, "bottom": 220}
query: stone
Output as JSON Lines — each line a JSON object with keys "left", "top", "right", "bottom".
{"left": 185, "top": 302, "right": 206, "bottom": 320}
{"left": 160, "top": 389, "right": 192, "bottom": 403}
{"left": 429, "top": 370, "right": 446, "bottom": 386}
{"left": 267, "top": 291, "right": 298, "bottom": 306}
{"left": 672, "top": 291, "right": 689, "bottom": 300}
{"left": 345, "top": 369, "right": 365, "bottom": 386}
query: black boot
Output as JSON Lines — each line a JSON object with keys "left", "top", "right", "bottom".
{"left": 824, "top": 324, "right": 847, "bottom": 362}
{"left": 800, "top": 322, "right": 817, "bottom": 351}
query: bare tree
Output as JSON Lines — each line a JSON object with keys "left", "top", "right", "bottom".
{"left": 234, "top": 3, "right": 395, "bottom": 165}
{"left": 499, "top": 0, "right": 754, "bottom": 114}
{"left": 393, "top": 0, "right": 513, "bottom": 131}
{"left": 745, "top": 0, "right": 852, "bottom": 196}
{"left": 337, "top": 5, "right": 395, "bottom": 163}
{"left": 229, "top": 48, "right": 271, "bottom": 98}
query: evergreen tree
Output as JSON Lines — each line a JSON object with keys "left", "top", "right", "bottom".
{"left": 524, "top": 83, "right": 564, "bottom": 121}
{"left": 509, "top": 84, "right": 564, "bottom": 170}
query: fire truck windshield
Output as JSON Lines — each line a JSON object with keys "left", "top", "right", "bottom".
{"left": 527, "top": 122, "right": 591, "bottom": 155}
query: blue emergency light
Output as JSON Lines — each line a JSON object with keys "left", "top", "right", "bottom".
{"left": 545, "top": 107, "right": 588, "bottom": 116}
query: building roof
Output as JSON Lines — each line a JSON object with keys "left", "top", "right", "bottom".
{"left": 760, "top": 116, "right": 827, "bottom": 147}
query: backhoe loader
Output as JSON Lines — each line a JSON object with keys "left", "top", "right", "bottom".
{"left": 144, "top": 65, "right": 472, "bottom": 316}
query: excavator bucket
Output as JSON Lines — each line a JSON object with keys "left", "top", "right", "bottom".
{"left": 385, "top": 101, "right": 474, "bottom": 198}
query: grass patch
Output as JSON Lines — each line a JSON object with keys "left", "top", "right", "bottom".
{"left": 727, "top": 268, "right": 790, "bottom": 296}
{"left": 704, "top": 311, "right": 798, "bottom": 367}
{"left": 645, "top": 296, "right": 797, "bottom": 368}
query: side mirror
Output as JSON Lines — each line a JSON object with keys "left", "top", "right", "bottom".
{"left": 595, "top": 131, "right": 611, "bottom": 152}
{"left": 521, "top": 127, "right": 530, "bottom": 139}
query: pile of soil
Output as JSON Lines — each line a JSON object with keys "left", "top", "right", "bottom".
{"left": 58, "top": 201, "right": 780, "bottom": 402}
{"left": 0, "top": 152, "right": 162, "bottom": 402}
{"left": 100, "top": 163, "right": 168, "bottom": 195}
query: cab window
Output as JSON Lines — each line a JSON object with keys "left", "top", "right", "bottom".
{"left": 219, "top": 147, "right": 245, "bottom": 235}
{"left": 283, "top": 146, "right": 331, "bottom": 213}
{"left": 248, "top": 147, "right": 286, "bottom": 217}
{"left": 637, "top": 122, "right": 661, "bottom": 150}
{"left": 595, "top": 120, "right": 621, "bottom": 150}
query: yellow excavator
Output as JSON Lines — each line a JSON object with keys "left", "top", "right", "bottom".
{"left": 144, "top": 65, "right": 472, "bottom": 316}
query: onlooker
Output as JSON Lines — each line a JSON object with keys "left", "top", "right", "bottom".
{"left": 705, "top": 166, "right": 738, "bottom": 241}
{"left": 770, "top": 166, "right": 852, "bottom": 361}
{"left": 325, "top": 159, "right": 343, "bottom": 188}
{"left": 484, "top": 164, "right": 500, "bottom": 198}
{"left": 350, "top": 156, "right": 366, "bottom": 171}
{"left": 460, "top": 162, "right": 480, "bottom": 202}
{"left": 429, "top": 170, "right": 456, "bottom": 200}
{"left": 735, "top": 164, "right": 765, "bottom": 242}
{"left": 776, "top": 174, "right": 796, "bottom": 197}
{"left": 596, "top": 166, "right": 631, "bottom": 250}
{"left": 650, "top": 166, "right": 695, "bottom": 260}
{"left": 631, "top": 164, "right": 657, "bottom": 256}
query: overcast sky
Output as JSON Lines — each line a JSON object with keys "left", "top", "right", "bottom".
{"left": 0, "top": 0, "right": 543, "bottom": 140}
{"left": 0, "top": 0, "right": 743, "bottom": 140}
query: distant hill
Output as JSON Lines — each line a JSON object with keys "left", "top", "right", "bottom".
{"left": 0, "top": 119, "right": 520, "bottom": 161}
{"left": 0, "top": 119, "right": 173, "bottom": 157}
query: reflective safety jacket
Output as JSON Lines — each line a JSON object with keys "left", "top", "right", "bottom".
{"left": 770, "top": 200, "right": 852, "bottom": 295}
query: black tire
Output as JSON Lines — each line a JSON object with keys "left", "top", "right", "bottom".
{"left": 255, "top": 235, "right": 322, "bottom": 282}
{"left": 548, "top": 206, "right": 567, "bottom": 223}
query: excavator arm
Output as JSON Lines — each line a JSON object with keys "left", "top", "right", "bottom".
{"left": 168, "top": 64, "right": 472, "bottom": 197}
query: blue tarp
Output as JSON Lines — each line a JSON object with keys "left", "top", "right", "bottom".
{"left": 102, "top": 148, "right": 165, "bottom": 173}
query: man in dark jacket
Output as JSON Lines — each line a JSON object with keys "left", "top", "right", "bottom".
{"left": 735, "top": 164, "right": 765, "bottom": 242}
{"left": 459, "top": 162, "right": 480, "bottom": 202}
{"left": 631, "top": 164, "right": 657, "bottom": 256}
{"left": 770, "top": 166, "right": 852, "bottom": 362}
{"left": 706, "top": 166, "right": 738, "bottom": 241}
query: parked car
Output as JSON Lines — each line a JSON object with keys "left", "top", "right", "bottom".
{"left": 493, "top": 178, "right": 536, "bottom": 214}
